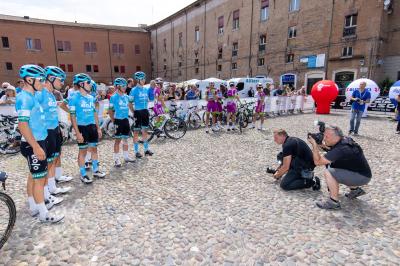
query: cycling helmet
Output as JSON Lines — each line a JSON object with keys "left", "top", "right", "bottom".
{"left": 133, "top": 71, "right": 146, "bottom": 81}
{"left": 73, "top": 73, "right": 92, "bottom": 86}
{"left": 256, "top": 82, "right": 263, "bottom": 88}
{"left": 155, "top": 77, "right": 163, "bottom": 84}
{"left": 113, "top": 78, "right": 127, "bottom": 87}
{"left": 90, "top": 80, "right": 97, "bottom": 93}
{"left": 19, "top": 64, "right": 46, "bottom": 80}
{"left": 44, "top": 66, "right": 66, "bottom": 82}
{"left": 229, "top": 81, "right": 235, "bottom": 87}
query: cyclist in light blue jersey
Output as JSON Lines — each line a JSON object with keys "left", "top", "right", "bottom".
{"left": 16, "top": 64, "right": 64, "bottom": 223}
{"left": 69, "top": 73, "right": 106, "bottom": 184}
{"left": 109, "top": 78, "right": 135, "bottom": 167}
{"left": 129, "top": 71, "right": 155, "bottom": 158}
{"left": 84, "top": 80, "right": 100, "bottom": 170}
{"left": 36, "top": 66, "right": 71, "bottom": 209}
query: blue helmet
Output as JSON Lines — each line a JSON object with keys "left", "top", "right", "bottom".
{"left": 19, "top": 64, "right": 46, "bottom": 80}
{"left": 90, "top": 80, "right": 97, "bottom": 93}
{"left": 44, "top": 66, "right": 66, "bottom": 82}
{"left": 133, "top": 71, "right": 146, "bottom": 81}
{"left": 73, "top": 73, "right": 92, "bottom": 86}
{"left": 114, "top": 78, "right": 127, "bottom": 87}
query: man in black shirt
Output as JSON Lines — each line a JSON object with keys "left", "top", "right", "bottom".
{"left": 272, "top": 129, "right": 321, "bottom": 191}
{"left": 308, "top": 125, "right": 372, "bottom": 210}
{"left": 125, "top": 78, "right": 134, "bottom": 95}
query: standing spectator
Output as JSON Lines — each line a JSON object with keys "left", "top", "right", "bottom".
{"left": 126, "top": 78, "right": 134, "bottom": 95}
{"left": 349, "top": 81, "right": 371, "bottom": 136}
{"left": 1, "top": 82, "right": 10, "bottom": 98}
{"left": 248, "top": 86, "right": 255, "bottom": 97}
{"left": 185, "top": 85, "right": 200, "bottom": 100}
{"left": 0, "top": 85, "right": 16, "bottom": 105}
{"left": 264, "top": 84, "right": 271, "bottom": 96}
{"left": 106, "top": 86, "right": 115, "bottom": 100}
{"left": 15, "top": 79, "right": 24, "bottom": 94}
{"left": 396, "top": 95, "right": 400, "bottom": 134}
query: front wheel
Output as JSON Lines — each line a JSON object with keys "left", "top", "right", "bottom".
{"left": 0, "top": 192, "right": 16, "bottom": 249}
{"left": 105, "top": 120, "right": 115, "bottom": 138}
{"left": 188, "top": 113, "right": 202, "bottom": 129}
{"left": 164, "top": 117, "right": 187, "bottom": 140}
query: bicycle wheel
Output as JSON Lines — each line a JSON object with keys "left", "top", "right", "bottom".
{"left": 188, "top": 113, "right": 202, "bottom": 129}
{"left": 0, "top": 192, "right": 16, "bottom": 249}
{"left": 164, "top": 117, "right": 187, "bottom": 140}
{"left": 59, "top": 122, "right": 69, "bottom": 145}
{"left": 105, "top": 120, "right": 115, "bottom": 138}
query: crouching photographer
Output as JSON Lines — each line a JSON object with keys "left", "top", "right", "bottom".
{"left": 308, "top": 124, "right": 372, "bottom": 210}
{"left": 269, "top": 129, "right": 321, "bottom": 191}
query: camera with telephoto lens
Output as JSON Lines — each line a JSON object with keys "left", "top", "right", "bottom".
{"left": 308, "top": 120, "right": 326, "bottom": 145}
{"left": 266, "top": 152, "right": 283, "bottom": 174}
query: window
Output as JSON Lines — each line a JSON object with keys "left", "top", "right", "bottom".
{"left": 84, "top": 42, "right": 97, "bottom": 53}
{"left": 93, "top": 65, "right": 99, "bottom": 72}
{"left": 286, "top": 53, "right": 294, "bottom": 63}
{"left": 26, "top": 38, "right": 33, "bottom": 50}
{"left": 112, "top": 43, "right": 118, "bottom": 54}
{"left": 217, "top": 64, "right": 222, "bottom": 72}
{"left": 136, "top": 66, "right": 141, "bottom": 71}
{"left": 163, "top": 64, "right": 167, "bottom": 70}
{"left": 59, "top": 64, "right": 66, "bottom": 71}
{"left": 232, "top": 62, "right": 238, "bottom": 70}
{"left": 86, "top": 65, "right": 92, "bottom": 72}
{"left": 342, "top": 46, "right": 353, "bottom": 57}
{"left": 259, "top": 35, "right": 266, "bottom": 51}
{"left": 2, "top": 37, "right": 9, "bottom": 48}
{"left": 218, "top": 46, "right": 223, "bottom": 59}
{"left": 195, "top": 26, "right": 200, "bottom": 42}
{"left": 64, "top": 41, "right": 71, "bottom": 51}
{"left": 289, "top": 0, "right": 301, "bottom": 12}
{"left": 57, "top": 41, "right": 71, "bottom": 52}
{"left": 261, "top": 0, "right": 269, "bottom": 21}
{"left": 233, "top": 10, "right": 240, "bottom": 30}
{"left": 258, "top": 58, "right": 265, "bottom": 66}
{"left": 57, "top": 40, "right": 64, "bottom": 51}
{"left": 135, "top": 45, "right": 140, "bottom": 55}
{"left": 179, "top": 33, "right": 183, "bottom": 47}
{"left": 195, "top": 59, "right": 199, "bottom": 65}
{"left": 5, "top": 62, "right": 12, "bottom": 70}
{"left": 195, "top": 67, "right": 199, "bottom": 74}
{"left": 120, "top": 66, "right": 126, "bottom": 73}
{"left": 232, "top": 42, "right": 238, "bottom": 57}
{"left": 34, "top": 39, "right": 41, "bottom": 50}
{"left": 25, "top": 38, "right": 42, "bottom": 50}
{"left": 288, "top": 26, "right": 297, "bottom": 39}
{"left": 163, "top": 39, "right": 167, "bottom": 51}
{"left": 163, "top": 58, "right": 167, "bottom": 62}
{"left": 178, "top": 62, "right": 182, "bottom": 67}
{"left": 119, "top": 44, "right": 124, "bottom": 54}
{"left": 67, "top": 64, "right": 73, "bottom": 72}
{"left": 218, "top": 16, "right": 224, "bottom": 34}
{"left": 114, "top": 65, "right": 119, "bottom": 73}
{"left": 343, "top": 14, "right": 357, "bottom": 37}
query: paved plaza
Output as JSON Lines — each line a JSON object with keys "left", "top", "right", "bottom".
{"left": 1, "top": 112, "right": 399, "bottom": 265}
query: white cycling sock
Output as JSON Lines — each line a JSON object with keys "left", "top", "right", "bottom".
{"left": 123, "top": 151, "right": 129, "bottom": 160}
{"left": 113, "top": 153, "right": 120, "bottom": 161}
{"left": 38, "top": 202, "right": 48, "bottom": 220}
{"left": 85, "top": 152, "right": 91, "bottom": 162}
{"left": 44, "top": 185, "right": 51, "bottom": 201}
{"left": 28, "top": 197, "right": 37, "bottom": 212}
{"left": 48, "top": 177, "right": 57, "bottom": 192}
{"left": 55, "top": 167, "right": 62, "bottom": 178}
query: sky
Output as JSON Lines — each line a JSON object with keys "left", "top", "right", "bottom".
{"left": 0, "top": 0, "right": 196, "bottom": 26}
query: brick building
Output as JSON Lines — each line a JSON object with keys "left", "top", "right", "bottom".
{"left": 149, "top": 0, "right": 400, "bottom": 92}
{"left": 0, "top": 14, "right": 151, "bottom": 85}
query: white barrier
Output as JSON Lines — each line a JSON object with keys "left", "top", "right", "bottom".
{"left": 0, "top": 96, "right": 315, "bottom": 125}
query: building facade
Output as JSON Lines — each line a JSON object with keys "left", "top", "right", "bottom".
{"left": 149, "top": 0, "right": 400, "bottom": 92}
{"left": 0, "top": 15, "right": 151, "bottom": 85}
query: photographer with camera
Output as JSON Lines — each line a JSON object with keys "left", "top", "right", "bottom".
{"left": 349, "top": 81, "right": 371, "bottom": 136}
{"left": 308, "top": 124, "right": 372, "bottom": 210}
{"left": 269, "top": 129, "right": 321, "bottom": 191}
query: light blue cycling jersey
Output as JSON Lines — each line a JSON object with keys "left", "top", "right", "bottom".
{"left": 68, "top": 91, "right": 97, "bottom": 126}
{"left": 109, "top": 92, "right": 133, "bottom": 119}
{"left": 35, "top": 88, "right": 59, "bottom": 130}
{"left": 129, "top": 86, "right": 154, "bottom": 111}
{"left": 15, "top": 90, "right": 48, "bottom": 141}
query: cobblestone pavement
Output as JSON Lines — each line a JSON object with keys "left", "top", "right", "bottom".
{"left": 0, "top": 113, "right": 399, "bottom": 265}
